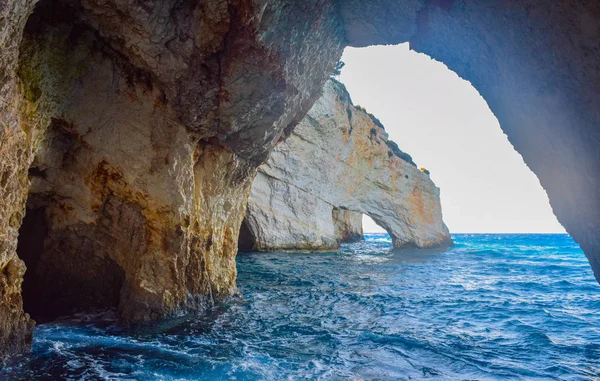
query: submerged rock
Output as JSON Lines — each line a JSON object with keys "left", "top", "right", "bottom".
{"left": 244, "top": 80, "right": 452, "bottom": 251}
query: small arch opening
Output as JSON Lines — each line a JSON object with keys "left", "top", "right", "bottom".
{"left": 238, "top": 218, "right": 257, "bottom": 252}
{"left": 362, "top": 214, "right": 386, "bottom": 235}
{"left": 361, "top": 213, "right": 422, "bottom": 249}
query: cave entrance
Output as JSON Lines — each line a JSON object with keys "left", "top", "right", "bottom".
{"left": 16, "top": 0, "right": 129, "bottom": 322}
{"left": 17, "top": 201, "right": 126, "bottom": 323}
{"left": 17, "top": 206, "right": 48, "bottom": 321}
{"left": 338, "top": 44, "right": 565, "bottom": 234}
{"left": 238, "top": 218, "right": 257, "bottom": 253}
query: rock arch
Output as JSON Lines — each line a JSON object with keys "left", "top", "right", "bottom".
{"left": 243, "top": 80, "right": 451, "bottom": 252}
{"left": 338, "top": 1, "right": 600, "bottom": 281}
{"left": 0, "top": 0, "right": 599, "bottom": 361}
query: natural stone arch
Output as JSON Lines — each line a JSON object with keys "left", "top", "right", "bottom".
{"left": 243, "top": 80, "right": 451, "bottom": 252}
{"left": 339, "top": 1, "right": 600, "bottom": 281}
{"left": 0, "top": 0, "right": 599, "bottom": 362}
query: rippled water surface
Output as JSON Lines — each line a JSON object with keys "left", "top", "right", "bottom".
{"left": 3, "top": 234, "right": 600, "bottom": 380}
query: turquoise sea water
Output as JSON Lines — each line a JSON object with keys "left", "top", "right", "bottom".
{"left": 2, "top": 234, "right": 599, "bottom": 380}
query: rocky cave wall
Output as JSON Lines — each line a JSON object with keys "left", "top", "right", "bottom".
{"left": 0, "top": 0, "right": 39, "bottom": 361}
{"left": 2, "top": 0, "right": 600, "bottom": 363}
{"left": 339, "top": 0, "right": 600, "bottom": 281}
{"left": 0, "top": 0, "right": 345, "bottom": 361}
{"left": 244, "top": 80, "right": 451, "bottom": 252}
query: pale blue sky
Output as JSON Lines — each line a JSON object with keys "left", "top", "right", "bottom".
{"left": 339, "top": 44, "right": 565, "bottom": 234}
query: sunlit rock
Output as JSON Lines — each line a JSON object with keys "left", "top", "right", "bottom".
{"left": 244, "top": 80, "right": 452, "bottom": 251}
{"left": 0, "top": 0, "right": 344, "bottom": 360}
{"left": 1, "top": 0, "right": 600, "bottom": 363}
{"left": 333, "top": 209, "right": 364, "bottom": 244}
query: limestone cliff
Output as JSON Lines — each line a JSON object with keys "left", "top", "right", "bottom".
{"left": 2, "top": 0, "right": 600, "bottom": 364}
{"left": 243, "top": 80, "right": 451, "bottom": 251}
{"left": 0, "top": 0, "right": 345, "bottom": 362}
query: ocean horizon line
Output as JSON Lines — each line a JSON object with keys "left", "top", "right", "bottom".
{"left": 363, "top": 231, "right": 570, "bottom": 235}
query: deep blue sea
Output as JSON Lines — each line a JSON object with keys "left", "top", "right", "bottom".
{"left": 2, "top": 234, "right": 599, "bottom": 380}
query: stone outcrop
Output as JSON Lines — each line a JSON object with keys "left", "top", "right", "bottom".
{"left": 9, "top": 2, "right": 258, "bottom": 327}
{"left": 0, "top": 0, "right": 41, "bottom": 361}
{"left": 0, "top": 0, "right": 345, "bottom": 361}
{"left": 2, "top": 0, "right": 600, "bottom": 363}
{"left": 333, "top": 209, "right": 364, "bottom": 244}
{"left": 243, "top": 80, "right": 451, "bottom": 252}
{"left": 242, "top": 170, "right": 340, "bottom": 251}
{"left": 240, "top": 174, "right": 366, "bottom": 252}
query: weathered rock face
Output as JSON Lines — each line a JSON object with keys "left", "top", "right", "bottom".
{"left": 2, "top": 0, "right": 600, "bottom": 364}
{"left": 0, "top": 0, "right": 345, "bottom": 361}
{"left": 10, "top": 2, "right": 260, "bottom": 326}
{"left": 0, "top": 0, "right": 41, "bottom": 361}
{"left": 244, "top": 80, "right": 451, "bottom": 251}
{"left": 242, "top": 170, "right": 340, "bottom": 251}
{"left": 333, "top": 209, "right": 364, "bottom": 244}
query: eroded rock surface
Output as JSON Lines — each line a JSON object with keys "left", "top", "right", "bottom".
{"left": 9, "top": 2, "right": 256, "bottom": 326}
{"left": 0, "top": 0, "right": 40, "bottom": 361}
{"left": 341, "top": 0, "right": 600, "bottom": 282}
{"left": 333, "top": 209, "right": 364, "bottom": 244}
{"left": 244, "top": 80, "right": 451, "bottom": 251}
{"left": 2, "top": 0, "right": 600, "bottom": 363}
{"left": 0, "top": 0, "right": 344, "bottom": 361}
